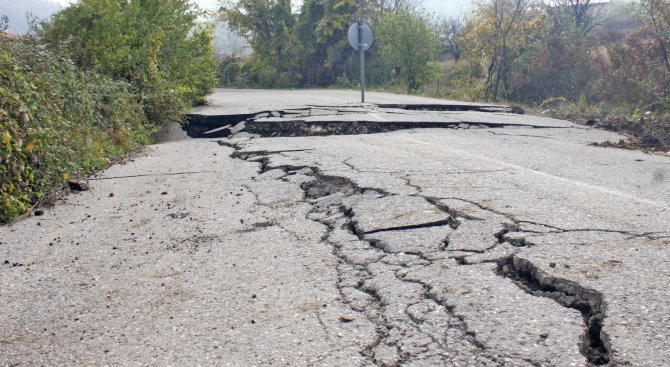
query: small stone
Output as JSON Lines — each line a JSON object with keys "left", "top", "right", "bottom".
{"left": 539, "top": 333, "right": 549, "bottom": 339}
{"left": 549, "top": 262, "right": 556, "bottom": 268}
{"left": 67, "top": 179, "right": 90, "bottom": 191}
{"left": 109, "top": 193, "right": 114, "bottom": 197}
{"left": 339, "top": 316, "right": 356, "bottom": 323}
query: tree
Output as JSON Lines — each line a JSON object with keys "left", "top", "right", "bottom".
{"left": 222, "top": 0, "right": 294, "bottom": 55}
{"left": 372, "top": 0, "right": 420, "bottom": 12}
{"left": 638, "top": 0, "right": 670, "bottom": 98}
{"left": 439, "top": 15, "right": 464, "bottom": 61}
{"left": 295, "top": 0, "right": 329, "bottom": 85}
{"left": 377, "top": 10, "right": 441, "bottom": 92}
{"left": 221, "top": 0, "right": 301, "bottom": 86}
{"left": 567, "top": 0, "right": 604, "bottom": 35}
{"left": 461, "top": 0, "right": 542, "bottom": 101}
{"left": 222, "top": 0, "right": 359, "bottom": 87}
{"left": 1, "top": 14, "right": 8, "bottom": 32}
{"left": 544, "top": 0, "right": 605, "bottom": 36}
{"left": 303, "top": 0, "right": 358, "bottom": 85}
{"left": 38, "top": 0, "right": 217, "bottom": 123}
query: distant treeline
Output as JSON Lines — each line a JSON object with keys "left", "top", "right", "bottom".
{"left": 220, "top": 0, "right": 669, "bottom": 148}
{"left": 218, "top": 0, "right": 440, "bottom": 92}
{"left": 1, "top": 0, "right": 217, "bottom": 223}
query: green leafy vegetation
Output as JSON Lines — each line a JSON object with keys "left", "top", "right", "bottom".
{"left": 376, "top": 10, "right": 441, "bottom": 93}
{"left": 0, "top": 37, "right": 152, "bottom": 221}
{"left": 37, "top": 0, "right": 217, "bottom": 124}
{"left": 218, "top": 0, "right": 438, "bottom": 90}
{"left": 443, "top": 0, "right": 670, "bottom": 149}
{"left": 219, "top": 0, "right": 669, "bottom": 150}
{"left": 1, "top": 0, "right": 217, "bottom": 223}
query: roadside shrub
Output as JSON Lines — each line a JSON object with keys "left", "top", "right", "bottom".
{"left": 0, "top": 38, "right": 153, "bottom": 223}
{"left": 36, "top": 0, "right": 217, "bottom": 124}
{"left": 217, "top": 56, "right": 243, "bottom": 87}
{"left": 376, "top": 10, "right": 442, "bottom": 93}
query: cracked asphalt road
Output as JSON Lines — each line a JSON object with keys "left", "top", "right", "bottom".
{"left": 2, "top": 89, "right": 670, "bottom": 366}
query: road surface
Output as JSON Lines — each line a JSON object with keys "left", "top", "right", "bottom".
{"left": 1, "top": 89, "right": 669, "bottom": 366}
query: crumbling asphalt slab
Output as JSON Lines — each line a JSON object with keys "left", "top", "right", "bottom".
{"left": 2, "top": 89, "right": 670, "bottom": 366}
{"left": 189, "top": 89, "right": 508, "bottom": 116}
{"left": 184, "top": 103, "right": 569, "bottom": 138}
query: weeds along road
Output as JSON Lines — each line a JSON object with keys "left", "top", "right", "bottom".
{"left": 2, "top": 89, "right": 670, "bottom": 366}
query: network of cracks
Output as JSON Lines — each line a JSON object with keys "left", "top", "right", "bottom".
{"left": 224, "top": 142, "right": 620, "bottom": 367}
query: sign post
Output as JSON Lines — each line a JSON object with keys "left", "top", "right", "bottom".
{"left": 358, "top": 22, "right": 365, "bottom": 103}
{"left": 348, "top": 22, "right": 373, "bottom": 103}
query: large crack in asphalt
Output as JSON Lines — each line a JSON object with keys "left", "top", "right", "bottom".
{"left": 496, "top": 256, "right": 610, "bottom": 365}
{"left": 227, "top": 144, "right": 501, "bottom": 365}
{"left": 184, "top": 104, "right": 561, "bottom": 138}
{"left": 302, "top": 175, "right": 498, "bottom": 366}
{"left": 221, "top": 140, "right": 623, "bottom": 366}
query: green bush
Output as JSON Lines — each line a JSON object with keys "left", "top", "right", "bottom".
{"left": 0, "top": 38, "right": 154, "bottom": 223}
{"left": 36, "top": 0, "right": 217, "bottom": 124}
{"left": 376, "top": 10, "right": 442, "bottom": 93}
{"left": 217, "top": 56, "right": 243, "bottom": 87}
{"left": 1, "top": 0, "right": 219, "bottom": 222}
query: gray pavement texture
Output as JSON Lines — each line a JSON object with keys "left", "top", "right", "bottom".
{"left": 2, "top": 89, "right": 670, "bottom": 366}
{"left": 189, "top": 89, "right": 509, "bottom": 116}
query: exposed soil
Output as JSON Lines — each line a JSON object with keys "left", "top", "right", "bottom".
{"left": 585, "top": 114, "right": 670, "bottom": 152}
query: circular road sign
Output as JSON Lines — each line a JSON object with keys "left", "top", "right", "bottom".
{"left": 348, "top": 22, "right": 373, "bottom": 51}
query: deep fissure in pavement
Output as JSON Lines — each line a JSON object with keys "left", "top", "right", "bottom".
{"left": 496, "top": 256, "right": 610, "bottom": 365}
{"left": 302, "top": 178, "right": 494, "bottom": 365}
{"left": 362, "top": 218, "right": 459, "bottom": 235}
{"left": 184, "top": 104, "right": 555, "bottom": 138}
{"left": 224, "top": 140, "right": 613, "bottom": 366}
{"left": 229, "top": 145, "right": 499, "bottom": 365}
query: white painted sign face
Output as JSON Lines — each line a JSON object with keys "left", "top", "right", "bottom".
{"left": 348, "top": 22, "right": 373, "bottom": 51}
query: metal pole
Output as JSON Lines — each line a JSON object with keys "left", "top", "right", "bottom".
{"left": 358, "top": 21, "right": 365, "bottom": 103}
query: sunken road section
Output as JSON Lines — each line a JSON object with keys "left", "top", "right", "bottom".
{"left": 182, "top": 103, "right": 530, "bottom": 138}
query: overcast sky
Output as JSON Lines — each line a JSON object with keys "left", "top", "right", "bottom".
{"left": 52, "top": 0, "right": 471, "bottom": 17}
